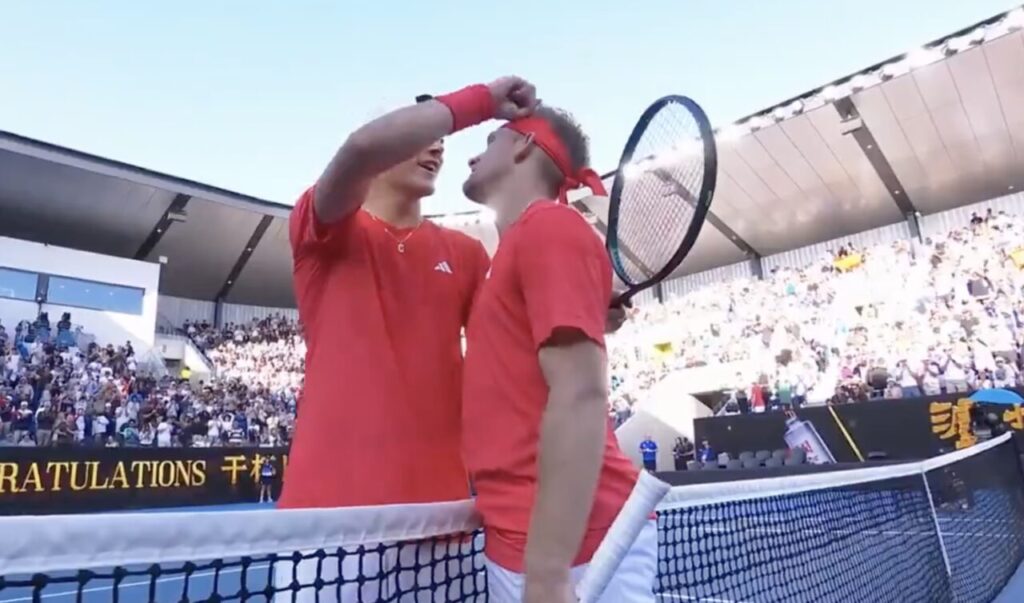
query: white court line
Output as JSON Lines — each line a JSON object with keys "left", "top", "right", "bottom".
{"left": 0, "top": 563, "right": 269, "bottom": 603}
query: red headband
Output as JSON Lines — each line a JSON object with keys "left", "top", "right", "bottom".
{"left": 504, "top": 117, "right": 606, "bottom": 204}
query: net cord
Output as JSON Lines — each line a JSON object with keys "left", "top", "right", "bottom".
{"left": 576, "top": 470, "right": 670, "bottom": 602}
{"left": 920, "top": 467, "right": 956, "bottom": 599}
{"left": 0, "top": 499, "right": 480, "bottom": 576}
{"left": 659, "top": 432, "right": 1012, "bottom": 512}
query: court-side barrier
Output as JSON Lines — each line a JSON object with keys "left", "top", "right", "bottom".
{"left": 0, "top": 446, "right": 288, "bottom": 515}
{"left": 694, "top": 389, "right": 1024, "bottom": 462}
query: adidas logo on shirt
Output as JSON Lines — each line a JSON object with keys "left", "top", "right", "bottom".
{"left": 434, "top": 261, "right": 453, "bottom": 274}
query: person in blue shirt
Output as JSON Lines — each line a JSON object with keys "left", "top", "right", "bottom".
{"left": 259, "top": 457, "right": 277, "bottom": 504}
{"left": 697, "top": 439, "right": 715, "bottom": 463}
{"left": 639, "top": 435, "right": 658, "bottom": 472}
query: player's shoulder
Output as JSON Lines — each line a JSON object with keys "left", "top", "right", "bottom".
{"left": 517, "top": 200, "right": 600, "bottom": 244}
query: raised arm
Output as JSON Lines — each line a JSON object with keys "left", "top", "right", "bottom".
{"left": 314, "top": 100, "right": 456, "bottom": 224}
{"left": 314, "top": 77, "right": 538, "bottom": 225}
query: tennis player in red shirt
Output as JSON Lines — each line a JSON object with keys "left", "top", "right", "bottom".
{"left": 283, "top": 78, "right": 538, "bottom": 511}
{"left": 279, "top": 78, "right": 539, "bottom": 602}
{"left": 461, "top": 108, "right": 658, "bottom": 603}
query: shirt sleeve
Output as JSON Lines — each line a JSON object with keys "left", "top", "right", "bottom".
{"left": 289, "top": 185, "right": 359, "bottom": 257}
{"left": 515, "top": 205, "right": 612, "bottom": 349}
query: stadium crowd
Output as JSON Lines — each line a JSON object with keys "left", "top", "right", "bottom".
{"left": 0, "top": 312, "right": 296, "bottom": 447}
{"left": 3, "top": 209, "right": 1023, "bottom": 444}
{"left": 608, "top": 208, "right": 1024, "bottom": 418}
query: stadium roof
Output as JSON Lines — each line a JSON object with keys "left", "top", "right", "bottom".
{"left": 584, "top": 6, "right": 1024, "bottom": 277}
{"left": 1, "top": 6, "right": 1022, "bottom": 307}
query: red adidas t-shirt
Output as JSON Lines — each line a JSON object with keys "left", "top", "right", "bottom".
{"left": 462, "top": 201, "right": 638, "bottom": 572}
{"left": 280, "top": 187, "right": 490, "bottom": 508}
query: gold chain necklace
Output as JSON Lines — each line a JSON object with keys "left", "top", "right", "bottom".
{"left": 367, "top": 212, "right": 423, "bottom": 253}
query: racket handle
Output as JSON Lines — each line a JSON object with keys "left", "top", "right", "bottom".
{"left": 610, "top": 291, "right": 637, "bottom": 309}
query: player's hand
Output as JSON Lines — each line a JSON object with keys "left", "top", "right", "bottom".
{"left": 606, "top": 291, "right": 633, "bottom": 333}
{"left": 523, "top": 573, "right": 576, "bottom": 603}
{"left": 488, "top": 76, "right": 539, "bottom": 121}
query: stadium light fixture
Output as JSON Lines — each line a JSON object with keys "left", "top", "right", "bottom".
{"left": 718, "top": 124, "right": 747, "bottom": 143}
{"left": 850, "top": 73, "right": 880, "bottom": 92}
{"left": 906, "top": 47, "right": 943, "bottom": 69}
{"left": 1006, "top": 8, "right": 1024, "bottom": 31}
{"left": 881, "top": 61, "right": 910, "bottom": 80}
{"left": 822, "top": 83, "right": 851, "bottom": 102}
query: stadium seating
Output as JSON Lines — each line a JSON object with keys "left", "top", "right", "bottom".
{"left": 4, "top": 209, "right": 1022, "bottom": 449}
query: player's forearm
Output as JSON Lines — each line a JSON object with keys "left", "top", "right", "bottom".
{"left": 315, "top": 100, "right": 455, "bottom": 223}
{"left": 524, "top": 387, "right": 607, "bottom": 583}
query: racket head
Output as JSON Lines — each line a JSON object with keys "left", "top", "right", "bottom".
{"left": 606, "top": 95, "right": 717, "bottom": 299}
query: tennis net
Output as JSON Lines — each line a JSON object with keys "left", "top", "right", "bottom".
{"left": 0, "top": 433, "right": 1021, "bottom": 603}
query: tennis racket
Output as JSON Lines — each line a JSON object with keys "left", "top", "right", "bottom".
{"left": 605, "top": 95, "right": 717, "bottom": 305}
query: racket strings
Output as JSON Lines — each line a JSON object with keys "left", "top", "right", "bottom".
{"left": 615, "top": 103, "right": 707, "bottom": 285}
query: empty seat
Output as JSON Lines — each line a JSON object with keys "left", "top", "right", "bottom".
{"left": 726, "top": 459, "right": 743, "bottom": 470}
{"left": 754, "top": 450, "right": 771, "bottom": 462}
{"left": 784, "top": 454, "right": 805, "bottom": 466}
{"left": 717, "top": 452, "right": 731, "bottom": 466}
{"left": 702, "top": 461, "right": 720, "bottom": 470}
{"left": 771, "top": 449, "right": 787, "bottom": 460}
{"left": 741, "top": 457, "right": 761, "bottom": 470}
{"left": 765, "top": 457, "right": 784, "bottom": 468}
{"left": 686, "top": 460, "right": 702, "bottom": 471}
{"left": 790, "top": 448, "right": 807, "bottom": 463}
{"left": 738, "top": 451, "right": 755, "bottom": 462}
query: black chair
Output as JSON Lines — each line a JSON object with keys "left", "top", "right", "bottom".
{"left": 765, "top": 457, "right": 784, "bottom": 468}
{"left": 790, "top": 448, "right": 807, "bottom": 463}
{"left": 784, "top": 453, "right": 805, "bottom": 466}
{"left": 741, "top": 457, "right": 761, "bottom": 469}
{"left": 726, "top": 459, "right": 743, "bottom": 470}
{"left": 702, "top": 461, "right": 720, "bottom": 470}
{"left": 738, "top": 451, "right": 755, "bottom": 463}
{"left": 755, "top": 450, "right": 771, "bottom": 463}
{"left": 771, "top": 449, "right": 787, "bottom": 461}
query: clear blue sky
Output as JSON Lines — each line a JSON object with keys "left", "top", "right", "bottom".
{"left": 2, "top": 0, "right": 1018, "bottom": 214}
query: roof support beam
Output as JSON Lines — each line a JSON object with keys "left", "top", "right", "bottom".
{"left": 599, "top": 169, "right": 763, "bottom": 260}
{"left": 834, "top": 98, "right": 919, "bottom": 217}
{"left": 215, "top": 215, "right": 274, "bottom": 301}
{"left": 571, "top": 200, "right": 657, "bottom": 279}
{"left": 134, "top": 194, "right": 191, "bottom": 260}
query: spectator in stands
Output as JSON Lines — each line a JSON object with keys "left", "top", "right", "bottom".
{"left": 52, "top": 413, "right": 74, "bottom": 447}
{"left": 639, "top": 436, "right": 658, "bottom": 472}
{"left": 35, "top": 403, "right": 54, "bottom": 446}
{"left": 672, "top": 437, "right": 693, "bottom": 470}
{"left": 12, "top": 402, "right": 32, "bottom": 445}
{"left": 697, "top": 439, "right": 715, "bottom": 464}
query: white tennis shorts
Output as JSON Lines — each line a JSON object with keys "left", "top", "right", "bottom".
{"left": 485, "top": 519, "right": 659, "bottom": 603}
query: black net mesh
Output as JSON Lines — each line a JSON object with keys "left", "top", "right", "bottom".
{"left": 2, "top": 437, "right": 1022, "bottom": 603}
{"left": 924, "top": 434, "right": 1024, "bottom": 603}
{"left": 0, "top": 532, "right": 487, "bottom": 603}
{"left": 657, "top": 473, "right": 953, "bottom": 602}
{"left": 612, "top": 99, "right": 708, "bottom": 286}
